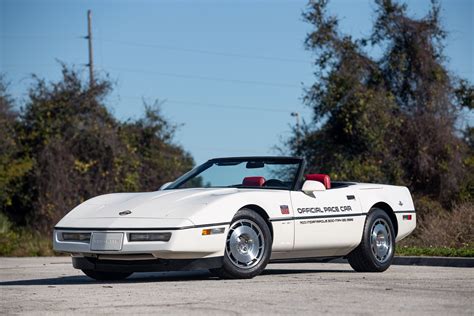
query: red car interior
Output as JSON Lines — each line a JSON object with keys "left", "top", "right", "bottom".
{"left": 242, "top": 176, "right": 266, "bottom": 187}
{"left": 305, "top": 174, "right": 331, "bottom": 189}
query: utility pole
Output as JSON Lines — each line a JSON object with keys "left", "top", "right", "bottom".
{"left": 291, "top": 112, "right": 300, "bottom": 144}
{"left": 86, "top": 10, "right": 94, "bottom": 88}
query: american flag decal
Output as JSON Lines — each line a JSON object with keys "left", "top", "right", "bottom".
{"left": 280, "top": 205, "right": 290, "bottom": 215}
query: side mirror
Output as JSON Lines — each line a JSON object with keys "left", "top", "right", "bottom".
{"left": 159, "top": 182, "right": 173, "bottom": 190}
{"left": 302, "top": 180, "right": 326, "bottom": 196}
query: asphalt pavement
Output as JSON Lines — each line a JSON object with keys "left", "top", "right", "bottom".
{"left": 1, "top": 257, "right": 472, "bottom": 315}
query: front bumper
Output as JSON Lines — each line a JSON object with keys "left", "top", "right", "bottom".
{"left": 72, "top": 256, "right": 223, "bottom": 273}
{"left": 53, "top": 224, "right": 229, "bottom": 260}
{"left": 395, "top": 211, "right": 417, "bottom": 242}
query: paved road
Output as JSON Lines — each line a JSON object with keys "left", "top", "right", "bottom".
{"left": 1, "top": 257, "right": 472, "bottom": 315}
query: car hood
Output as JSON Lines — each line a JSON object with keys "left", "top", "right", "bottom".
{"left": 63, "top": 188, "right": 240, "bottom": 220}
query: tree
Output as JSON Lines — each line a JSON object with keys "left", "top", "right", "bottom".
{"left": 291, "top": 0, "right": 472, "bottom": 205}
{"left": 296, "top": 0, "right": 404, "bottom": 184}
{"left": 0, "top": 77, "right": 32, "bottom": 218}
{"left": 371, "top": 0, "right": 466, "bottom": 203}
{"left": 3, "top": 66, "right": 194, "bottom": 233}
{"left": 119, "top": 103, "right": 194, "bottom": 191}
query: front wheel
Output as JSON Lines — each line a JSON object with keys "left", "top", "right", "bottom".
{"left": 82, "top": 269, "right": 133, "bottom": 281}
{"left": 347, "top": 208, "right": 395, "bottom": 272}
{"left": 211, "top": 209, "right": 272, "bottom": 279}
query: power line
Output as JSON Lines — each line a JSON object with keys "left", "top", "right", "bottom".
{"left": 99, "top": 38, "right": 309, "bottom": 64}
{"left": 1, "top": 35, "right": 310, "bottom": 64}
{"left": 168, "top": 99, "right": 297, "bottom": 113}
{"left": 2, "top": 63, "right": 59, "bottom": 68}
{"left": 108, "top": 66, "right": 301, "bottom": 88}
{"left": 119, "top": 95, "right": 304, "bottom": 113}
{"left": 6, "top": 63, "right": 302, "bottom": 89}
{"left": 0, "top": 35, "right": 79, "bottom": 40}
{"left": 189, "top": 146, "right": 268, "bottom": 154}
{"left": 12, "top": 90, "right": 308, "bottom": 115}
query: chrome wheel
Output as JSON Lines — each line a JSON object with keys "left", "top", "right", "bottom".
{"left": 370, "top": 218, "right": 393, "bottom": 263}
{"left": 226, "top": 219, "right": 265, "bottom": 269}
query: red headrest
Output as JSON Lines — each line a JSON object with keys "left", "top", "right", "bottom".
{"left": 305, "top": 174, "right": 331, "bottom": 189}
{"left": 242, "top": 176, "right": 266, "bottom": 187}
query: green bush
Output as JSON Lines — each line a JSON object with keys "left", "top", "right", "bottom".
{"left": 396, "top": 246, "right": 474, "bottom": 257}
{"left": 0, "top": 213, "right": 55, "bottom": 256}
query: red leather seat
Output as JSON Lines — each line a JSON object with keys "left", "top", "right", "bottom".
{"left": 242, "top": 176, "right": 266, "bottom": 187}
{"left": 305, "top": 174, "right": 331, "bottom": 189}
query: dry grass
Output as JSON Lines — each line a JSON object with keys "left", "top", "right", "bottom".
{"left": 0, "top": 213, "right": 55, "bottom": 256}
{"left": 0, "top": 230, "right": 55, "bottom": 256}
{"left": 400, "top": 201, "right": 473, "bottom": 249}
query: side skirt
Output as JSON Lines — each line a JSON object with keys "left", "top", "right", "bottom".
{"left": 270, "top": 256, "right": 342, "bottom": 264}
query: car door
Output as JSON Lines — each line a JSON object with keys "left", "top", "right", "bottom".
{"left": 290, "top": 186, "right": 365, "bottom": 256}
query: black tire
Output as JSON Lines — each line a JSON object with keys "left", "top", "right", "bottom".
{"left": 347, "top": 208, "right": 395, "bottom": 272}
{"left": 82, "top": 269, "right": 133, "bottom": 281}
{"left": 210, "top": 208, "right": 272, "bottom": 279}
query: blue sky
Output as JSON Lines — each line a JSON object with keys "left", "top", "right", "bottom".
{"left": 1, "top": 0, "right": 473, "bottom": 165}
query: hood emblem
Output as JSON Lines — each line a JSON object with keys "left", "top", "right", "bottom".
{"left": 399, "top": 201, "right": 404, "bottom": 206}
{"left": 119, "top": 210, "right": 132, "bottom": 216}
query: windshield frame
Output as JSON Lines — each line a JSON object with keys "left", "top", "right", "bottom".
{"left": 166, "top": 156, "right": 305, "bottom": 191}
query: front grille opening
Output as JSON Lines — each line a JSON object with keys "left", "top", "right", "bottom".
{"left": 98, "top": 254, "right": 157, "bottom": 261}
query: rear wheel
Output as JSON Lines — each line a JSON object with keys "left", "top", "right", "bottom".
{"left": 82, "top": 269, "right": 133, "bottom": 281}
{"left": 210, "top": 208, "right": 272, "bottom": 279}
{"left": 347, "top": 208, "right": 395, "bottom": 272}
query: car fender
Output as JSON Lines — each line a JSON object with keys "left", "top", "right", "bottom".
{"left": 355, "top": 184, "right": 416, "bottom": 241}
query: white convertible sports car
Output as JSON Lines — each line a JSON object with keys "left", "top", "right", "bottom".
{"left": 54, "top": 156, "right": 416, "bottom": 280}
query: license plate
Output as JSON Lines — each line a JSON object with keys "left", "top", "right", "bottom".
{"left": 90, "top": 232, "right": 124, "bottom": 251}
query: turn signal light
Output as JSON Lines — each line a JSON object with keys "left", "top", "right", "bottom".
{"left": 202, "top": 227, "right": 225, "bottom": 235}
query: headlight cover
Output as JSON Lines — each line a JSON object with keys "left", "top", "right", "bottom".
{"left": 128, "top": 232, "right": 172, "bottom": 242}
{"left": 61, "top": 232, "right": 91, "bottom": 242}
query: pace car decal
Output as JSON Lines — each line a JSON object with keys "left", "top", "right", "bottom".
{"left": 300, "top": 217, "right": 354, "bottom": 225}
{"left": 297, "top": 205, "right": 353, "bottom": 214}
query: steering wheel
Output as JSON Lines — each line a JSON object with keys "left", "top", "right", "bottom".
{"left": 263, "top": 179, "right": 286, "bottom": 188}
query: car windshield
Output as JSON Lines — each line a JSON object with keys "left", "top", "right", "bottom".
{"left": 167, "top": 157, "right": 302, "bottom": 190}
